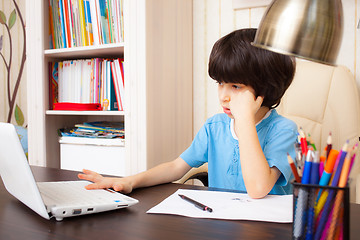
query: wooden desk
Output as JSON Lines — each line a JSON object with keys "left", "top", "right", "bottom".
{"left": 0, "top": 166, "right": 359, "bottom": 240}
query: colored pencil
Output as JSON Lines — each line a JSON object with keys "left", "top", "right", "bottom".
{"left": 288, "top": 153, "right": 301, "bottom": 182}
{"left": 325, "top": 154, "right": 351, "bottom": 239}
{"left": 326, "top": 132, "right": 332, "bottom": 159}
{"left": 299, "top": 127, "right": 308, "bottom": 155}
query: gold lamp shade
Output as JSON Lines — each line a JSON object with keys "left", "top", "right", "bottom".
{"left": 252, "top": 0, "right": 343, "bottom": 66}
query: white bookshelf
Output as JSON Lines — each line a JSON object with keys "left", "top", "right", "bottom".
{"left": 44, "top": 43, "right": 124, "bottom": 59}
{"left": 26, "top": 0, "right": 193, "bottom": 176}
{"left": 45, "top": 110, "right": 124, "bottom": 116}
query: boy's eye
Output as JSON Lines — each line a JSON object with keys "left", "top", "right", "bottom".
{"left": 217, "top": 81, "right": 224, "bottom": 86}
{"left": 232, "top": 85, "right": 242, "bottom": 89}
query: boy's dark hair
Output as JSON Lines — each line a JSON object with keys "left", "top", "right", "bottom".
{"left": 208, "top": 28, "right": 296, "bottom": 109}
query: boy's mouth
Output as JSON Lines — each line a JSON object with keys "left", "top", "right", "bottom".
{"left": 222, "top": 107, "right": 232, "bottom": 115}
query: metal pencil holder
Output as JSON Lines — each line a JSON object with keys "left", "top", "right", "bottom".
{"left": 292, "top": 182, "right": 349, "bottom": 240}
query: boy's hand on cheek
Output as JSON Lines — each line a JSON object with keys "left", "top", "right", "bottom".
{"left": 229, "top": 89, "right": 263, "bottom": 122}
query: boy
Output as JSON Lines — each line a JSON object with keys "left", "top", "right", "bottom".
{"left": 78, "top": 28, "right": 298, "bottom": 199}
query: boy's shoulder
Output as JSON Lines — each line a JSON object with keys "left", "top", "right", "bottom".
{"left": 205, "top": 113, "right": 230, "bottom": 125}
{"left": 267, "top": 110, "right": 297, "bottom": 131}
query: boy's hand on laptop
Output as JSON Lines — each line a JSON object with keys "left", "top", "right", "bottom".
{"left": 78, "top": 169, "right": 133, "bottom": 194}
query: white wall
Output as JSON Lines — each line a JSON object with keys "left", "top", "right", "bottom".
{"left": 193, "top": 0, "right": 360, "bottom": 135}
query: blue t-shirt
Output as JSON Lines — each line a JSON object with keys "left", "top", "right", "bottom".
{"left": 180, "top": 110, "right": 298, "bottom": 195}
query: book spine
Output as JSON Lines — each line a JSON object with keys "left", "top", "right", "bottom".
{"left": 114, "top": 0, "right": 121, "bottom": 42}
{"left": 58, "top": 0, "right": 67, "bottom": 48}
{"left": 83, "top": 0, "right": 94, "bottom": 46}
{"left": 58, "top": 62, "right": 64, "bottom": 102}
{"left": 114, "top": 59, "right": 124, "bottom": 110}
{"left": 79, "top": 60, "right": 86, "bottom": 103}
{"left": 86, "top": 59, "right": 93, "bottom": 103}
{"left": 93, "top": 58, "right": 99, "bottom": 103}
{"left": 67, "top": 0, "right": 76, "bottom": 47}
{"left": 110, "top": 60, "right": 122, "bottom": 111}
{"left": 106, "top": 0, "right": 115, "bottom": 43}
{"left": 106, "top": 0, "right": 113, "bottom": 43}
{"left": 78, "top": 0, "right": 88, "bottom": 46}
{"left": 62, "top": 60, "right": 70, "bottom": 102}
{"left": 52, "top": 62, "right": 59, "bottom": 108}
{"left": 100, "top": 60, "right": 105, "bottom": 108}
{"left": 63, "top": 0, "right": 72, "bottom": 47}
{"left": 119, "top": 58, "right": 124, "bottom": 85}
{"left": 95, "top": 0, "right": 103, "bottom": 44}
{"left": 120, "top": 0, "right": 124, "bottom": 42}
{"left": 54, "top": 0, "right": 62, "bottom": 48}
{"left": 89, "top": 0, "right": 100, "bottom": 45}
{"left": 49, "top": 62, "right": 54, "bottom": 109}
{"left": 71, "top": 0, "right": 80, "bottom": 46}
{"left": 85, "top": 0, "right": 94, "bottom": 45}
{"left": 48, "top": 0, "right": 56, "bottom": 49}
{"left": 69, "top": 61, "right": 75, "bottom": 102}
{"left": 99, "top": 0, "right": 109, "bottom": 44}
{"left": 90, "top": 59, "right": 94, "bottom": 103}
{"left": 106, "top": 60, "right": 111, "bottom": 110}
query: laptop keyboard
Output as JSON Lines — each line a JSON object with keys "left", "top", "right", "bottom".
{"left": 37, "top": 181, "right": 130, "bottom": 207}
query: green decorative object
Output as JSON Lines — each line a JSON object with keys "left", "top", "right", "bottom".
{"left": 15, "top": 104, "right": 24, "bottom": 126}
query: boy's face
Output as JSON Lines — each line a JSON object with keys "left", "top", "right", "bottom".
{"left": 217, "top": 82, "right": 257, "bottom": 119}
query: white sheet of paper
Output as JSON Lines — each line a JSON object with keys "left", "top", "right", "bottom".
{"left": 147, "top": 189, "right": 293, "bottom": 223}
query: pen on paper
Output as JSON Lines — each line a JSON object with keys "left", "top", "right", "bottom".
{"left": 178, "top": 194, "right": 213, "bottom": 212}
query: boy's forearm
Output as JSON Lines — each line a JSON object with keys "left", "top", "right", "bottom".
{"left": 236, "top": 119, "right": 279, "bottom": 198}
{"left": 128, "top": 157, "right": 191, "bottom": 190}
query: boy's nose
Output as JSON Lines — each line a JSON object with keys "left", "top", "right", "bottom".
{"left": 222, "top": 95, "right": 230, "bottom": 102}
{"left": 219, "top": 89, "right": 231, "bottom": 102}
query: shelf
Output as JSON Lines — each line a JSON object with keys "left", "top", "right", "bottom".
{"left": 44, "top": 43, "right": 125, "bottom": 60}
{"left": 46, "top": 110, "right": 125, "bottom": 116}
{"left": 59, "top": 136, "right": 125, "bottom": 146}
{"left": 27, "top": 0, "right": 193, "bottom": 175}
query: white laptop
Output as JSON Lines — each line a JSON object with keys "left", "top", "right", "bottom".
{"left": 0, "top": 122, "right": 138, "bottom": 221}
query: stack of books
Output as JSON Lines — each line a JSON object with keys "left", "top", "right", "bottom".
{"left": 49, "top": 58, "right": 124, "bottom": 111}
{"left": 48, "top": 0, "right": 124, "bottom": 49}
{"left": 59, "top": 121, "right": 124, "bottom": 139}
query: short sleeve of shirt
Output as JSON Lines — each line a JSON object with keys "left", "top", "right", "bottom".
{"left": 263, "top": 122, "right": 298, "bottom": 187}
{"left": 180, "top": 123, "right": 209, "bottom": 168}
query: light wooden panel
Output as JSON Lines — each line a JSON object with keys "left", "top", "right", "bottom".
{"left": 232, "top": 0, "right": 271, "bottom": 10}
{"left": 146, "top": 0, "right": 193, "bottom": 168}
{"left": 205, "top": 0, "right": 221, "bottom": 123}
{"left": 193, "top": 0, "right": 207, "bottom": 135}
{"left": 26, "top": 0, "right": 47, "bottom": 166}
{"left": 356, "top": 1, "right": 360, "bottom": 91}
{"left": 337, "top": 0, "right": 356, "bottom": 75}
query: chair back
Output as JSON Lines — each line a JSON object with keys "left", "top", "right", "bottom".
{"left": 277, "top": 59, "right": 360, "bottom": 202}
